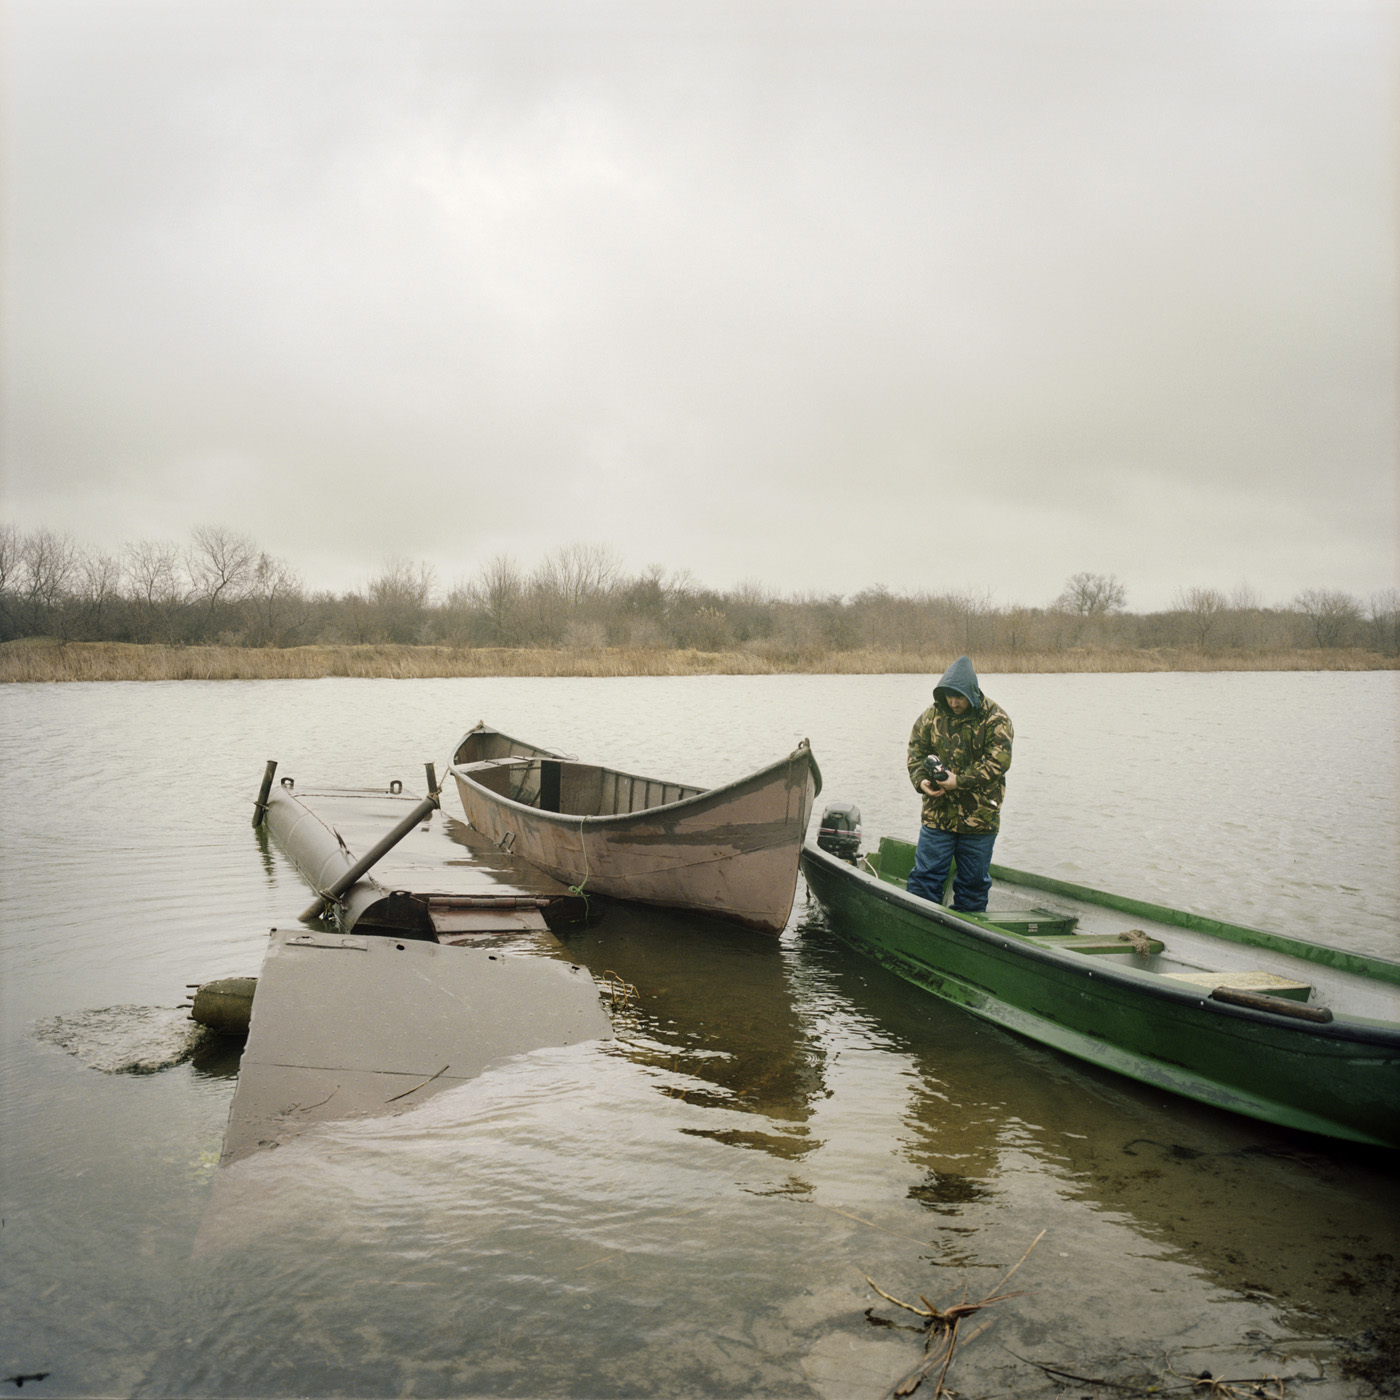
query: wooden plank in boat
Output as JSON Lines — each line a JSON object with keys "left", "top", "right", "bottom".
{"left": 1028, "top": 933, "right": 1166, "bottom": 955}
{"left": 976, "top": 909, "right": 1078, "bottom": 937}
{"left": 1160, "top": 969, "right": 1312, "bottom": 1001}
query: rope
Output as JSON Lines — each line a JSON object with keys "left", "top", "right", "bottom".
{"left": 568, "top": 813, "right": 592, "bottom": 917}
{"left": 1117, "top": 928, "right": 1155, "bottom": 956}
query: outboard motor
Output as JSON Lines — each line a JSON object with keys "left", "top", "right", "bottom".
{"left": 816, "top": 802, "right": 862, "bottom": 863}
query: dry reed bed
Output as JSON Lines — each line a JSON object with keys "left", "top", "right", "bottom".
{"left": 1, "top": 641, "right": 1394, "bottom": 683}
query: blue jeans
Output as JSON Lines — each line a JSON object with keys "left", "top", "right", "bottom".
{"left": 905, "top": 827, "right": 997, "bottom": 911}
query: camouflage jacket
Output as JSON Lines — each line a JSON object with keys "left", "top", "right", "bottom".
{"left": 906, "top": 694, "right": 1013, "bottom": 833}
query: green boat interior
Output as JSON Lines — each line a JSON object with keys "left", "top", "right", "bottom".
{"left": 461, "top": 757, "right": 705, "bottom": 817}
{"left": 864, "top": 836, "right": 1316, "bottom": 1006}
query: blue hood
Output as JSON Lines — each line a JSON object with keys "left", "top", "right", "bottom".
{"left": 934, "top": 655, "right": 982, "bottom": 710}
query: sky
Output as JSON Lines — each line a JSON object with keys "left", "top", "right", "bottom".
{"left": 2, "top": 0, "right": 1397, "bottom": 612}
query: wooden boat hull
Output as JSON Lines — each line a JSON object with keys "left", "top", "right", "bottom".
{"left": 801, "top": 838, "right": 1400, "bottom": 1147}
{"left": 450, "top": 724, "right": 821, "bottom": 933}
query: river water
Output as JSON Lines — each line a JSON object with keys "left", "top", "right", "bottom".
{"left": 1, "top": 672, "right": 1397, "bottom": 1398}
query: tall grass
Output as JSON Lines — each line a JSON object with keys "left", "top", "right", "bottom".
{"left": 1, "top": 639, "right": 1394, "bottom": 683}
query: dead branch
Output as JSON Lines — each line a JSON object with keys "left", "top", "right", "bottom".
{"left": 1166, "top": 1358, "right": 1287, "bottom": 1399}
{"left": 386, "top": 1063, "right": 450, "bottom": 1102}
{"left": 865, "top": 1232, "right": 1043, "bottom": 1398}
{"left": 1009, "top": 1349, "right": 1291, "bottom": 1398}
{"left": 599, "top": 971, "right": 639, "bottom": 1009}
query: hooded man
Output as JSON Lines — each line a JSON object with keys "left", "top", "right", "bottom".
{"left": 905, "top": 655, "right": 1013, "bottom": 912}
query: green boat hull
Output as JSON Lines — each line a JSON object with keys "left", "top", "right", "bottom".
{"left": 800, "top": 841, "right": 1400, "bottom": 1148}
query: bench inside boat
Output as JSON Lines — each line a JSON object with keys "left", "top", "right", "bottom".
{"left": 461, "top": 756, "right": 705, "bottom": 817}
{"left": 866, "top": 835, "right": 1314, "bottom": 1003}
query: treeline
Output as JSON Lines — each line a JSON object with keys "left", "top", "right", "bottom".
{"left": 2, "top": 525, "right": 1397, "bottom": 658}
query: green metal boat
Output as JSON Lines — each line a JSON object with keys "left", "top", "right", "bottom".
{"left": 800, "top": 833, "right": 1400, "bottom": 1148}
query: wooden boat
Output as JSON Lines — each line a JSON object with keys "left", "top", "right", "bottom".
{"left": 448, "top": 722, "right": 822, "bottom": 933}
{"left": 801, "top": 831, "right": 1400, "bottom": 1147}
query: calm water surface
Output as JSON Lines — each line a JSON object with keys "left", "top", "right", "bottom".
{"left": 1, "top": 672, "right": 1397, "bottom": 1398}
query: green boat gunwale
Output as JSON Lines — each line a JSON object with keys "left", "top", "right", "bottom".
{"left": 986, "top": 859, "right": 1400, "bottom": 988}
{"left": 800, "top": 841, "right": 1400, "bottom": 1050}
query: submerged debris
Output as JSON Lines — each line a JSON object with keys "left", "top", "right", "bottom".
{"left": 32, "top": 1005, "right": 209, "bottom": 1073}
{"left": 1166, "top": 1359, "right": 1286, "bottom": 1398}
{"left": 1012, "top": 1350, "right": 1306, "bottom": 1397}
{"left": 599, "top": 970, "right": 639, "bottom": 1010}
{"left": 864, "top": 1228, "right": 1044, "bottom": 1398}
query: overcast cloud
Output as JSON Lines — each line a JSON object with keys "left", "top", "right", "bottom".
{"left": 2, "top": 0, "right": 1396, "bottom": 610}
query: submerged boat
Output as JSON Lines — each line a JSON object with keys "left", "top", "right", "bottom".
{"left": 801, "top": 824, "right": 1400, "bottom": 1147}
{"left": 449, "top": 722, "right": 822, "bottom": 933}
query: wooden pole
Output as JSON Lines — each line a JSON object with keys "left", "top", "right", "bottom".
{"left": 300, "top": 792, "right": 439, "bottom": 923}
{"left": 252, "top": 760, "right": 278, "bottom": 827}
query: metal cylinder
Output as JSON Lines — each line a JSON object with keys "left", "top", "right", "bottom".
{"left": 191, "top": 977, "right": 258, "bottom": 1036}
{"left": 300, "top": 792, "right": 440, "bottom": 922}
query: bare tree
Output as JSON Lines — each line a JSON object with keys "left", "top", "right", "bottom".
{"left": 996, "top": 606, "right": 1035, "bottom": 653}
{"left": 12, "top": 528, "right": 80, "bottom": 636}
{"left": 0, "top": 523, "right": 25, "bottom": 637}
{"left": 537, "top": 542, "right": 622, "bottom": 609}
{"left": 0, "top": 523, "right": 22, "bottom": 594}
{"left": 366, "top": 559, "right": 437, "bottom": 643}
{"left": 70, "top": 549, "right": 122, "bottom": 640}
{"left": 1366, "top": 588, "right": 1400, "bottom": 655}
{"left": 122, "top": 539, "right": 187, "bottom": 642}
{"left": 530, "top": 543, "right": 623, "bottom": 643}
{"left": 1173, "top": 586, "right": 1227, "bottom": 650}
{"left": 1055, "top": 572, "right": 1127, "bottom": 616}
{"left": 940, "top": 587, "right": 996, "bottom": 651}
{"left": 1229, "top": 581, "right": 1261, "bottom": 611}
{"left": 469, "top": 554, "right": 526, "bottom": 645}
{"left": 1293, "top": 587, "right": 1361, "bottom": 648}
{"left": 187, "top": 526, "right": 257, "bottom": 636}
{"left": 522, "top": 545, "right": 620, "bottom": 646}
{"left": 246, "top": 553, "right": 307, "bottom": 646}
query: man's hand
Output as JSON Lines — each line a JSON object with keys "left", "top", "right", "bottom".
{"left": 919, "top": 774, "right": 957, "bottom": 797}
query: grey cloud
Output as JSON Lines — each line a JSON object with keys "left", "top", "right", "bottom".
{"left": 3, "top": 0, "right": 1395, "bottom": 609}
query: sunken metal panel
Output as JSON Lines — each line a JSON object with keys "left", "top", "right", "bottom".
{"left": 219, "top": 929, "right": 612, "bottom": 1163}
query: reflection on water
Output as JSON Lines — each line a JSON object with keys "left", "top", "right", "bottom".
{"left": 798, "top": 915, "right": 1399, "bottom": 1342}
{"left": 561, "top": 903, "right": 827, "bottom": 1160}
{"left": 1, "top": 674, "right": 1397, "bottom": 1397}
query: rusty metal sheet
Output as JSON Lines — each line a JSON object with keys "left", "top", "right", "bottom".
{"left": 429, "top": 906, "right": 550, "bottom": 938}
{"left": 219, "top": 929, "right": 612, "bottom": 1164}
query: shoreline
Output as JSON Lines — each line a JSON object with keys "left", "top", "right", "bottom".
{"left": 2, "top": 639, "right": 1396, "bottom": 682}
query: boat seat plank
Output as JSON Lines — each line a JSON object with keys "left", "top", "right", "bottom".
{"left": 1029, "top": 933, "right": 1166, "bottom": 955}
{"left": 1160, "top": 970, "right": 1312, "bottom": 1002}
{"left": 975, "top": 910, "right": 1078, "bottom": 937}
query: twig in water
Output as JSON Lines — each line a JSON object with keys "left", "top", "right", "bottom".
{"left": 1008, "top": 1348, "right": 1291, "bottom": 1397}
{"left": 1005, "top": 1353, "right": 1145, "bottom": 1393}
{"left": 386, "top": 1063, "right": 450, "bottom": 1102}
{"left": 600, "top": 971, "right": 639, "bottom": 1009}
{"left": 864, "top": 1233, "right": 1043, "bottom": 1400}
{"left": 280, "top": 1086, "right": 340, "bottom": 1116}
{"left": 1166, "top": 1358, "right": 1286, "bottom": 1399}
